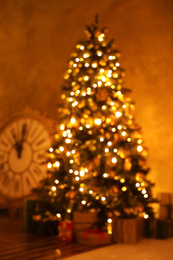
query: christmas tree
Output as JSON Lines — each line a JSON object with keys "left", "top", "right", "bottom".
{"left": 33, "top": 17, "right": 156, "bottom": 228}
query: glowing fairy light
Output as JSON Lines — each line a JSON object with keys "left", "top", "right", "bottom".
{"left": 49, "top": 147, "right": 53, "bottom": 152}
{"left": 137, "top": 145, "right": 143, "bottom": 152}
{"left": 54, "top": 161, "right": 60, "bottom": 167}
{"left": 112, "top": 157, "right": 117, "bottom": 163}
{"left": 103, "top": 173, "right": 108, "bottom": 178}
{"left": 115, "top": 111, "right": 122, "bottom": 118}
{"left": 47, "top": 162, "right": 52, "bottom": 169}
{"left": 94, "top": 118, "right": 102, "bottom": 125}
{"left": 60, "top": 124, "right": 65, "bottom": 130}
{"left": 52, "top": 186, "right": 56, "bottom": 191}
{"left": 122, "top": 186, "right": 127, "bottom": 192}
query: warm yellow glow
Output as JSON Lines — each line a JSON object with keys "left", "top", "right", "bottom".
{"left": 86, "top": 124, "right": 91, "bottom": 129}
{"left": 142, "top": 189, "right": 146, "bottom": 194}
{"left": 101, "top": 196, "right": 106, "bottom": 201}
{"left": 144, "top": 213, "right": 149, "bottom": 219}
{"left": 72, "top": 101, "right": 78, "bottom": 107}
{"left": 102, "top": 105, "right": 107, "bottom": 110}
{"left": 107, "top": 218, "right": 112, "bottom": 223}
{"left": 115, "top": 111, "right": 122, "bottom": 118}
{"left": 117, "top": 125, "right": 122, "bottom": 130}
{"left": 94, "top": 118, "right": 102, "bottom": 125}
{"left": 98, "top": 81, "right": 102, "bottom": 87}
{"left": 135, "top": 182, "right": 140, "bottom": 187}
{"left": 66, "top": 151, "right": 71, "bottom": 156}
{"left": 84, "top": 75, "right": 89, "bottom": 81}
{"left": 67, "top": 209, "right": 71, "bottom": 213}
{"left": 56, "top": 213, "right": 61, "bottom": 218}
{"left": 98, "top": 35, "right": 103, "bottom": 41}
{"left": 60, "top": 124, "right": 65, "bottom": 130}
{"left": 49, "top": 147, "right": 53, "bottom": 152}
{"left": 97, "top": 50, "right": 102, "bottom": 56}
{"left": 81, "top": 200, "right": 86, "bottom": 205}
{"left": 52, "top": 186, "right": 56, "bottom": 191}
{"left": 101, "top": 76, "right": 106, "bottom": 82}
{"left": 120, "top": 178, "right": 125, "bottom": 183}
{"left": 55, "top": 180, "right": 59, "bottom": 184}
{"left": 100, "top": 137, "right": 104, "bottom": 142}
{"left": 144, "top": 194, "right": 148, "bottom": 198}
{"left": 75, "top": 176, "right": 80, "bottom": 181}
{"left": 103, "top": 173, "right": 108, "bottom": 178}
{"left": 80, "top": 45, "right": 84, "bottom": 50}
{"left": 122, "top": 131, "right": 126, "bottom": 136}
{"left": 122, "top": 186, "right": 127, "bottom": 191}
{"left": 59, "top": 146, "right": 64, "bottom": 152}
{"left": 137, "top": 139, "right": 143, "bottom": 144}
{"left": 112, "top": 157, "right": 117, "bottom": 163}
{"left": 70, "top": 117, "right": 76, "bottom": 124}
{"left": 127, "top": 137, "right": 131, "bottom": 142}
{"left": 54, "top": 161, "right": 60, "bottom": 167}
{"left": 89, "top": 190, "right": 93, "bottom": 194}
{"left": 105, "top": 148, "right": 109, "bottom": 153}
{"left": 69, "top": 159, "right": 74, "bottom": 164}
{"left": 79, "top": 187, "right": 84, "bottom": 192}
{"left": 107, "top": 141, "right": 112, "bottom": 146}
{"left": 65, "top": 138, "right": 71, "bottom": 144}
{"left": 80, "top": 170, "right": 85, "bottom": 177}
{"left": 137, "top": 145, "right": 143, "bottom": 152}
{"left": 92, "top": 62, "right": 98, "bottom": 68}
{"left": 47, "top": 162, "right": 52, "bottom": 169}
{"left": 83, "top": 53, "right": 90, "bottom": 58}
{"left": 85, "top": 62, "right": 89, "bottom": 67}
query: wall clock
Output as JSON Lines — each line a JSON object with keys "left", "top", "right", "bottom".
{"left": 0, "top": 116, "right": 51, "bottom": 200}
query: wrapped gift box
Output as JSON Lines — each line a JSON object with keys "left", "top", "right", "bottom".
{"left": 112, "top": 217, "right": 145, "bottom": 244}
{"left": 76, "top": 229, "right": 112, "bottom": 246}
{"left": 23, "top": 199, "right": 37, "bottom": 233}
{"left": 58, "top": 220, "right": 73, "bottom": 242}
{"left": 156, "top": 219, "right": 173, "bottom": 239}
{"left": 158, "top": 192, "right": 173, "bottom": 219}
{"left": 145, "top": 218, "right": 157, "bottom": 238}
{"left": 73, "top": 211, "right": 97, "bottom": 236}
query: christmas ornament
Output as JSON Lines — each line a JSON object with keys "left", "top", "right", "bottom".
{"left": 123, "top": 158, "right": 132, "bottom": 171}
{"left": 65, "top": 190, "right": 76, "bottom": 200}
{"left": 96, "top": 88, "right": 109, "bottom": 102}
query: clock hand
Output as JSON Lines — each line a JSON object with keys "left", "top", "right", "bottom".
{"left": 21, "top": 123, "right": 27, "bottom": 144}
{"left": 17, "top": 123, "right": 27, "bottom": 158}
{"left": 11, "top": 129, "right": 21, "bottom": 158}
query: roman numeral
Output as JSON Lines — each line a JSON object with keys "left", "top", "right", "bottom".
{"left": 2, "top": 174, "right": 10, "bottom": 187}
{"left": 14, "top": 179, "right": 20, "bottom": 191}
{"left": 36, "top": 138, "right": 46, "bottom": 146}
{"left": 33, "top": 166, "right": 42, "bottom": 175}
{"left": 0, "top": 163, "right": 4, "bottom": 171}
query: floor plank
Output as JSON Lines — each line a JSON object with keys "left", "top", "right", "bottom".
{"left": 0, "top": 215, "right": 96, "bottom": 260}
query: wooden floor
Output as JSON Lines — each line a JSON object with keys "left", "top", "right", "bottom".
{"left": 0, "top": 213, "right": 96, "bottom": 260}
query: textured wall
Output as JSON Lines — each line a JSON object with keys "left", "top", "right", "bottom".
{"left": 0, "top": 0, "right": 173, "bottom": 196}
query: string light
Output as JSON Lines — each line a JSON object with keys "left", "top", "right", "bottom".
{"left": 49, "top": 147, "right": 53, "bottom": 152}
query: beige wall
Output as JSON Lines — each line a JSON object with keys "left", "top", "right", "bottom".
{"left": 0, "top": 0, "right": 173, "bottom": 198}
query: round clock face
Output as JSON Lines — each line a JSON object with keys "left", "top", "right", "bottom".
{"left": 0, "top": 117, "right": 51, "bottom": 199}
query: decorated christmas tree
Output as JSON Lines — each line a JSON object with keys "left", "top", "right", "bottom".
{"left": 33, "top": 17, "right": 156, "bottom": 228}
